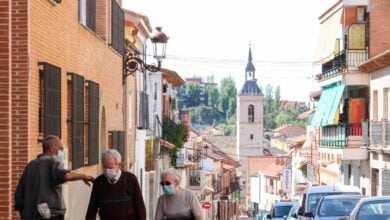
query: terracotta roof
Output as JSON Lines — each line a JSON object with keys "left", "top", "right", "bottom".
{"left": 298, "top": 108, "right": 316, "bottom": 120}
{"left": 161, "top": 68, "right": 185, "bottom": 87}
{"left": 160, "top": 139, "right": 175, "bottom": 150}
{"left": 279, "top": 100, "right": 307, "bottom": 110}
{"left": 203, "top": 136, "right": 236, "bottom": 156}
{"left": 248, "top": 156, "right": 290, "bottom": 177}
{"left": 359, "top": 50, "right": 390, "bottom": 73}
{"left": 273, "top": 124, "right": 306, "bottom": 138}
{"left": 200, "top": 127, "right": 224, "bottom": 136}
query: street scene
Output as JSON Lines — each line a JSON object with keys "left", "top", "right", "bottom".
{"left": 1, "top": 0, "right": 390, "bottom": 219}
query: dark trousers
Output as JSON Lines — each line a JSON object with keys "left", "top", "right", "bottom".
{"left": 50, "top": 215, "right": 64, "bottom": 220}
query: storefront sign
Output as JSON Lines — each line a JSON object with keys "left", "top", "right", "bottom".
{"left": 282, "top": 168, "right": 292, "bottom": 193}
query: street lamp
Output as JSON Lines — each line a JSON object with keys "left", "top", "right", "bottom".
{"left": 124, "top": 27, "right": 169, "bottom": 79}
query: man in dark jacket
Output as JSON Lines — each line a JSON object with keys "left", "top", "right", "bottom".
{"left": 14, "top": 135, "right": 95, "bottom": 220}
{"left": 85, "top": 149, "right": 146, "bottom": 220}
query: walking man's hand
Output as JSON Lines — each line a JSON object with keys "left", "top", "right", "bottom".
{"left": 83, "top": 175, "right": 95, "bottom": 186}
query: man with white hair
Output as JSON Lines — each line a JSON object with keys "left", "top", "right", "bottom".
{"left": 85, "top": 149, "right": 146, "bottom": 220}
{"left": 154, "top": 167, "right": 203, "bottom": 220}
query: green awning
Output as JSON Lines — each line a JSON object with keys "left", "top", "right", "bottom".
{"left": 311, "top": 83, "right": 345, "bottom": 126}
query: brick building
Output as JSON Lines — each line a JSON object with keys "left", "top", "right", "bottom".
{"left": 1, "top": 0, "right": 125, "bottom": 219}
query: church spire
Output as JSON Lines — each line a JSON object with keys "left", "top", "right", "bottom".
{"left": 245, "top": 43, "right": 256, "bottom": 81}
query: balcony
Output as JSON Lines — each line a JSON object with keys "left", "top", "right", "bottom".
{"left": 187, "top": 168, "right": 205, "bottom": 190}
{"left": 369, "top": 120, "right": 390, "bottom": 153}
{"left": 316, "top": 50, "right": 369, "bottom": 86}
{"left": 319, "top": 123, "right": 369, "bottom": 160}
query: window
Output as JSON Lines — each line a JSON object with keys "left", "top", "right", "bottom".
{"left": 78, "top": 0, "right": 96, "bottom": 31}
{"left": 373, "top": 90, "right": 378, "bottom": 121}
{"left": 250, "top": 134, "right": 254, "bottom": 140}
{"left": 383, "top": 88, "right": 388, "bottom": 120}
{"left": 70, "top": 73, "right": 85, "bottom": 169}
{"left": 88, "top": 81, "right": 100, "bottom": 165}
{"left": 111, "top": 0, "right": 124, "bottom": 54}
{"left": 248, "top": 104, "right": 254, "bottom": 122}
{"left": 110, "top": 131, "right": 125, "bottom": 168}
{"left": 40, "top": 62, "right": 62, "bottom": 138}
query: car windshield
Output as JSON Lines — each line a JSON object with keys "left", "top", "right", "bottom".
{"left": 357, "top": 200, "right": 390, "bottom": 220}
{"left": 307, "top": 192, "right": 360, "bottom": 212}
{"left": 288, "top": 204, "right": 299, "bottom": 217}
{"left": 273, "top": 205, "right": 293, "bottom": 217}
{"left": 318, "top": 198, "right": 360, "bottom": 217}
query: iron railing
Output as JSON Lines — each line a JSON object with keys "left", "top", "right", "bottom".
{"left": 188, "top": 168, "right": 201, "bottom": 187}
{"left": 320, "top": 123, "right": 368, "bottom": 148}
{"left": 319, "top": 50, "right": 368, "bottom": 81}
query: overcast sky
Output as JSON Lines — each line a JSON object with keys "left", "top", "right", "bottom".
{"left": 123, "top": 0, "right": 336, "bottom": 102}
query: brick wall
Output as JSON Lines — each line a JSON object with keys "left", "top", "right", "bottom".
{"left": 0, "top": 0, "right": 126, "bottom": 218}
{"left": 11, "top": 0, "right": 29, "bottom": 219}
{"left": 370, "top": 0, "right": 390, "bottom": 57}
{"left": 0, "top": 0, "right": 12, "bottom": 218}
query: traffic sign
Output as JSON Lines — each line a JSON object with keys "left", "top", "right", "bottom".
{"left": 203, "top": 201, "right": 211, "bottom": 209}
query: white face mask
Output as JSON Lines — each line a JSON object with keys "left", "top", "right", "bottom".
{"left": 104, "top": 168, "right": 117, "bottom": 181}
{"left": 55, "top": 150, "right": 65, "bottom": 162}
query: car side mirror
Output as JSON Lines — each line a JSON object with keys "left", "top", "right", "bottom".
{"left": 297, "top": 206, "right": 304, "bottom": 215}
{"left": 304, "top": 212, "right": 314, "bottom": 218}
{"left": 291, "top": 213, "right": 297, "bottom": 218}
{"left": 266, "top": 214, "right": 271, "bottom": 219}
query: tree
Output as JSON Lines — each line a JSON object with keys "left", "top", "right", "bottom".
{"left": 275, "top": 85, "right": 281, "bottom": 108}
{"left": 219, "top": 77, "right": 236, "bottom": 119}
{"left": 206, "top": 86, "right": 219, "bottom": 108}
{"left": 186, "top": 83, "right": 200, "bottom": 107}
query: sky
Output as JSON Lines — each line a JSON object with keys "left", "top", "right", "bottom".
{"left": 123, "top": 0, "right": 336, "bottom": 102}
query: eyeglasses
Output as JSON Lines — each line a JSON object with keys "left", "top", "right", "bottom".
{"left": 160, "top": 181, "right": 171, "bottom": 186}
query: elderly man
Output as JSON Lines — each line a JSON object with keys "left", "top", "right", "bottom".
{"left": 154, "top": 168, "right": 203, "bottom": 220}
{"left": 86, "top": 149, "right": 146, "bottom": 220}
{"left": 14, "top": 135, "right": 95, "bottom": 220}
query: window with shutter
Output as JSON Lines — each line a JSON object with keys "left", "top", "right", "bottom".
{"left": 111, "top": 0, "right": 124, "bottom": 54}
{"left": 41, "top": 62, "right": 62, "bottom": 138}
{"left": 109, "top": 131, "right": 125, "bottom": 168}
{"left": 88, "top": 81, "right": 100, "bottom": 165}
{"left": 70, "top": 73, "right": 85, "bottom": 169}
{"left": 78, "top": 0, "right": 96, "bottom": 32}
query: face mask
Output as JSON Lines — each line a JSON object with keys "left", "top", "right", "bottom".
{"left": 55, "top": 150, "right": 65, "bottom": 162}
{"left": 104, "top": 168, "right": 117, "bottom": 181}
{"left": 162, "top": 185, "right": 176, "bottom": 196}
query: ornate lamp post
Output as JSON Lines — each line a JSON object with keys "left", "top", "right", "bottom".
{"left": 123, "top": 27, "right": 169, "bottom": 79}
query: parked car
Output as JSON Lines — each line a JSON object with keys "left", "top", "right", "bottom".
{"left": 286, "top": 203, "right": 300, "bottom": 220}
{"left": 297, "top": 185, "right": 361, "bottom": 219}
{"left": 303, "top": 194, "right": 362, "bottom": 219}
{"left": 267, "top": 201, "right": 298, "bottom": 220}
{"left": 344, "top": 196, "right": 390, "bottom": 220}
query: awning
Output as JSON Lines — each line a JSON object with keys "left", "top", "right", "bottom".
{"left": 311, "top": 83, "right": 345, "bottom": 126}
{"left": 313, "top": 6, "right": 343, "bottom": 64}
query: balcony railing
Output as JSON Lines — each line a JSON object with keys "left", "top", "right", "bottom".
{"left": 320, "top": 123, "right": 368, "bottom": 148}
{"left": 317, "top": 50, "right": 368, "bottom": 81}
{"left": 175, "top": 153, "right": 185, "bottom": 168}
{"left": 369, "top": 120, "right": 390, "bottom": 151}
{"left": 188, "top": 168, "right": 203, "bottom": 188}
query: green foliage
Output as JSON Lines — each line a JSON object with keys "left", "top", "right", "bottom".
{"left": 188, "top": 106, "right": 224, "bottom": 125}
{"left": 162, "top": 117, "right": 186, "bottom": 165}
{"left": 206, "top": 86, "right": 219, "bottom": 108}
{"left": 216, "top": 123, "right": 236, "bottom": 136}
{"left": 263, "top": 84, "right": 306, "bottom": 130}
{"left": 219, "top": 77, "right": 237, "bottom": 120}
{"left": 186, "top": 83, "right": 200, "bottom": 107}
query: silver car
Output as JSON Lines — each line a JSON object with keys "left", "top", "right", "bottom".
{"left": 304, "top": 195, "right": 361, "bottom": 220}
{"left": 345, "top": 196, "right": 390, "bottom": 220}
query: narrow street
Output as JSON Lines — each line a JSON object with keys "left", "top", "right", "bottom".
{"left": 1, "top": 0, "right": 389, "bottom": 219}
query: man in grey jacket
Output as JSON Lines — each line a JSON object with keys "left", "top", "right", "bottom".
{"left": 14, "top": 135, "right": 94, "bottom": 220}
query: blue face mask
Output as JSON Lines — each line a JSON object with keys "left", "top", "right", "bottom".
{"left": 55, "top": 150, "right": 65, "bottom": 162}
{"left": 162, "top": 185, "right": 176, "bottom": 196}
